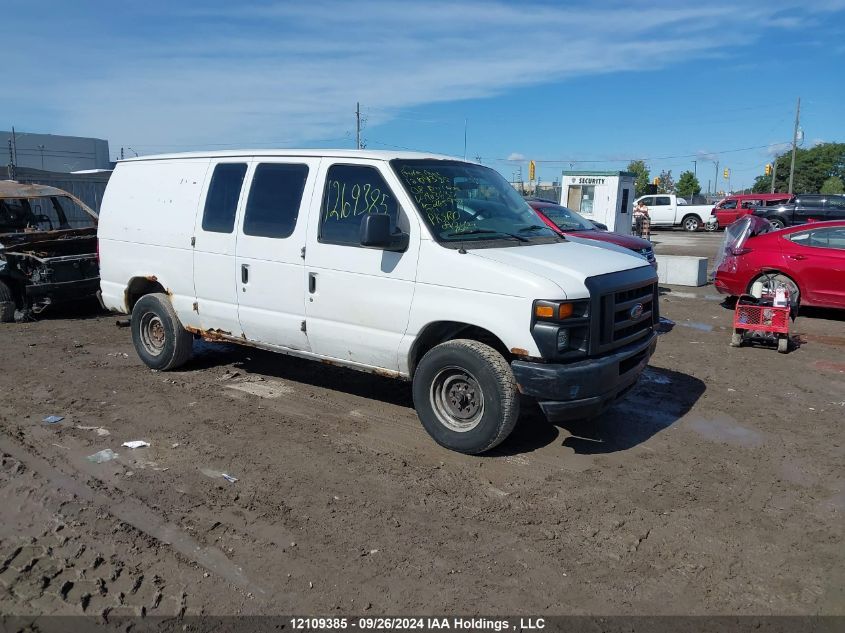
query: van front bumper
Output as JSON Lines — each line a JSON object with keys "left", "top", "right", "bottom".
{"left": 511, "top": 332, "right": 657, "bottom": 422}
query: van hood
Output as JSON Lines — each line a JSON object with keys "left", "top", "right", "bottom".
{"left": 468, "top": 240, "right": 651, "bottom": 298}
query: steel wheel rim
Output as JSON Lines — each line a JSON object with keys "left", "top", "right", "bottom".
{"left": 140, "top": 312, "right": 166, "bottom": 356}
{"left": 430, "top": 365, "right": 484, "bottom": 432}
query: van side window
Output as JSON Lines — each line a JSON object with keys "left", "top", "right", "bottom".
{"left": 202, "top": 163, "right": 247, "bottom": 233}
{"left": 243, "top": 163, "right": 309, "bottom": 238}
{"left": 319, "top": 165, "right": 398, "bottom": 246}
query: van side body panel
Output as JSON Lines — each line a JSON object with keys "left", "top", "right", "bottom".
{"left": 303, "top": 159, "right": 421, "bottom": 371}
{"left": 98, "top": 159, "right": 210, "bottom": 327}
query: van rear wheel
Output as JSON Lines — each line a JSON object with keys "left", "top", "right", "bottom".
{"left": 412, "top": 339, "right": 519, "bottom": 454}
{"left": 130, "top": 293, "right": 193, "bottom": 370}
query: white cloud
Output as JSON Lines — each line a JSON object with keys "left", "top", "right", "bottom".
{"left": 766, "top": 142, "right": 792, "bottom": 156}
{"left": 4, "top": 1, "right": 843, "bottom": 154}
{"left": 507, "top": 152, "right": 526, "bottom": 161}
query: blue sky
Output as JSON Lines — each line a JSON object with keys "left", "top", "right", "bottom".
{"left": 4, "top": 0, "right": 845, "bottom": 191}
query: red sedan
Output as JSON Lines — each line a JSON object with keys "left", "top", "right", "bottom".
{"left": 714, "top": 219, "right": 845, "bottom": 308}
{"left": 526, "top": 199, "right": 656, "bottom": 268}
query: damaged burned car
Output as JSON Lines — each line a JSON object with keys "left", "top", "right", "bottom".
{"left": 0, "top": 181, "right": 99, "bottom": 322}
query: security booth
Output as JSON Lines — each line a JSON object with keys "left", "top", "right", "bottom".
{"left": 560, "top": 171, "right": 635, "bottom": 234}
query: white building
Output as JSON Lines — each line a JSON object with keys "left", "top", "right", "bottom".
{"left": 561, "top": 170, "right": 635, "bottom": 234}
{"left": 2, "top": 131, "right": 111, "bottom": 173}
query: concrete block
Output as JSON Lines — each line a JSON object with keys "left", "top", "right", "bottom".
{"left": 655, "top": 255, "right": 708, "bottom": 287}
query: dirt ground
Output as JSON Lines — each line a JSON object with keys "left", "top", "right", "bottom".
{"left": 1, "top": 231, "right": 843, "bottom": 620}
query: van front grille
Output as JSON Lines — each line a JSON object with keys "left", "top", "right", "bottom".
{"left": 585, "top": 268, "right": 659, "bottom": 356}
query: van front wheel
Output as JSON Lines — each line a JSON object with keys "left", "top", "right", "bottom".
{"left": 130, "top": 293, "right": 194, "bottom": 370}
{"left": 413, "top": 339, "right": 519, "bottom": 454}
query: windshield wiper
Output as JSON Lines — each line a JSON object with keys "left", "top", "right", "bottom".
{"left": 518, "top": 225, "right": 549, "bottom": 232}
{"left": 447, "top": 228, "right": 500, "bottom": 237}
{"left": 446, "top": 228, "right": 529, "bottom": 242}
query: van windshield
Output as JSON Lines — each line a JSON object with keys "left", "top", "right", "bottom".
{"left": 392, "top": 159, "right": 560, "bottom": 245}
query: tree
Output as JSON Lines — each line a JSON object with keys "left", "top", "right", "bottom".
{"left": 676, "top": 170, "right": 701, "bottom": 199}
{"left": 820, "top": 176, "right": 844, "bottom": 194}
{"left": 753, "top": 142, "right": 845, "bottom": 193}
{"left": 656, "top": 169, "right": 675, "bottom": 194}
{"left": 627, "top": 160, "right": 650, "bottom": 197}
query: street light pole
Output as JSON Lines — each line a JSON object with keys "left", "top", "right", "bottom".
{"left": 37, "top": 144, "right": 46, "bottom": 170}
{"left": 770, "top": 158, "right": 778, "bottom": 194}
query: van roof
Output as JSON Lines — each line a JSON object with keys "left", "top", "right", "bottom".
{"left": 120, "top": 149, "right": 462, "bottom": 163}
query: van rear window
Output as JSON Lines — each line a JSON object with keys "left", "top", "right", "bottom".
{"left": 243, "top": 163, "right": 308, "bottom": 238}
{"left": 202, "top": 163, "right": 247, "bottom": 233}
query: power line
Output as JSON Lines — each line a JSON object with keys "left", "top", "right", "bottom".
{"left": 488, "top": 141, "right": 791, "bottom": 164}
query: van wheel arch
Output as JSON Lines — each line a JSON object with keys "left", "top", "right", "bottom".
{"left": 410, "top": 322, "right": 510, "bottom": 377}
{"left": 125, "top": 276, "right": 168, "bottom": 312}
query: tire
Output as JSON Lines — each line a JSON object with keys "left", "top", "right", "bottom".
{"left": 130, "top": 293, "right": 193, "bottom": 370}
{"left": 682, "top": 215, "right": 701, "bottom": 232}
{"left": 412, "top": 339, "right": 519, "bottom": 454}
{"left": 0, "top": 279, "right": 16, "bottom": 323}
{"left": 768, "top": 218, "right": 785, "bottom": 230}
{"left": 777, "top": 336, "right": 789, "bottom": 354}
{"left": 730, "top": 331, "right": 743, "bottom": 347}
{"left": 705, "top": 221, "right": 719, "bottom": 232}
{"left": 750, "top": 272, "right": 800, "bottom": 308}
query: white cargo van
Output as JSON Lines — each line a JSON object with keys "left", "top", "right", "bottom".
{"left": 98, "top": 150, "right": 658, "bottom": 454}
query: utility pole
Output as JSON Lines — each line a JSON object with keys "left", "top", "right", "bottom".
{"left": 463, "top": 119, "right": 467, "bottom": 160}
{"left": 356, "top": 102, "right": 361, "bottom": 150}
{"left": 714, "top": 160, "right": 719, "bottom": 195}
{"left": 693, "top": 160, "right": 697, "bottom": 178}
{"left": 770, "top": 158, "right": 778, "bottom": 194}
{"left": 7, "top": 139, "right": 15, "bottom": 180}
{"left": 120, "top": 147, "right": 125, "bottom": 160}
{"left": 38, "top": 144, "right": 46, "bottom": 170}
{"left": 11, "top": 127, "right": 18, "bottom": 168}
{"left": 787, "top": 97, "right": 801, "bottom": 195}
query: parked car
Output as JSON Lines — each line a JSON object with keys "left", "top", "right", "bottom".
{"left": 526, "top": 198, "right": 656, "bottom": 268}
{"left": 708, "top": 193, "right": 793, "bottom": 230}
{"left": 0, "top": 180, "right": 100, "bottom": 322}
{"left": 634, "top": 194, "right": 712, "bottom": 231}
{"left": 751, "top": 194, "right": 845, "bottom": 229}
{"left": 98, "top": 150, "right": 659, "bottom": 454}
{"left": 714, "top": 217, "right": 845, "bottom": 309}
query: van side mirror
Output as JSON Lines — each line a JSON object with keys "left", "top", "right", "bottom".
{"left": 359, "top": 214, "right": 409, "bottom": 252}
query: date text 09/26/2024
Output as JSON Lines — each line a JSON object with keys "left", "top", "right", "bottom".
{"left": 289, "top": 617, "right": 546, "bottom": 631}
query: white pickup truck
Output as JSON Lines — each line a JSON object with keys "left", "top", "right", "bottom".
{"left": 634, "top": 194, "right": 712, "bottom": 231}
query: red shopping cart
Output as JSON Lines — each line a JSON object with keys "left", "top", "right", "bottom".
{"left": 730, "top": 289, "right": 791, "bottom": 353}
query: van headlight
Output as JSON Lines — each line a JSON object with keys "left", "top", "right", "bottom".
{"left": 531, "top": 299, "right": 590, "bottom": 357}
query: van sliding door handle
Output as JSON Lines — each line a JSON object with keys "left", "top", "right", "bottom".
{"left": 241, "top": 264, "right": 249, "bottom": 284}
{"left": 308, "top": 272, "right": 317, "bottom": 293}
